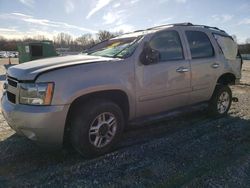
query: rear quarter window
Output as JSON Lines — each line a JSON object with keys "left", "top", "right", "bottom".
{"left": 213, "top": 34, "right": 238, "bottom": 60}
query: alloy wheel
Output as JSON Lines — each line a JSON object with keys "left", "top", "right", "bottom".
{"left": 88, "top": 112, "right": 117, "bottom": 148}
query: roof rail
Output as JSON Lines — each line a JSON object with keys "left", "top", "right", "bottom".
{"left": 172, "top": 22, "right": 194, "bottom": 26}
{"left": 192, "top": 24, "right": 226, "bottom": 33}
{"left": 132, "top": 29, "right": 145, "bottom": 33}
{"left": 146, "top": 22, "right": 226, "bottom": 33}
{"left": 147, "top": 22, "right": 193, "bottom": 30}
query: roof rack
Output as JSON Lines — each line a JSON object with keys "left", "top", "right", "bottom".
{"left": 146, "top": 22, "right": 226, "bottom": 33}
{"left": 132, "top": 29, "right": 145, "bottom": 33}
{"left": 147, "top": 22, "right": 193, "bottom": 30}
{"left": 192, "top": 24, "right": 226, "bottom": 33}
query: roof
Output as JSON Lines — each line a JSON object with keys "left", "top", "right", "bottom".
{"left": 114, "top": 22, "right": 229, "bottom": 39}
{"left": 147, "top": 22, "right": 226, "bottom": 33}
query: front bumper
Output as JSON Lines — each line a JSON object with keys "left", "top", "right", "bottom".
{"left": 1, "top": 93, "right": 70, "bottom": 147}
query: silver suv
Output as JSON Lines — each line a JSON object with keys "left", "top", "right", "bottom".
{"left": 1, "top": 23, "right": 242, "bottom": 157}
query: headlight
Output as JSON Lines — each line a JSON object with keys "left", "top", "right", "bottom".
{"left": 19, "top": 82, "right": 54, "bottom": 105}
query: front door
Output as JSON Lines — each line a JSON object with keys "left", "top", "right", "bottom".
{"left": 136, "top": 30, "right": 191, "bottom": 117}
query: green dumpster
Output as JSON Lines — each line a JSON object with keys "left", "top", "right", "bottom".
{"left": 17, "top": 40, "right": 58, "bottom": 63}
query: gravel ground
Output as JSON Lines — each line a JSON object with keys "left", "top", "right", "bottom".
{"left": 0, "top": 59, "right": 250, "bottom": 187}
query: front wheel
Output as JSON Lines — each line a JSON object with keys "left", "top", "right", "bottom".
{"left": 70, "top": 99, "right": 124, "bottom": 158}
{"left": 209, "top": 85, "right": 232, "bottom": 116}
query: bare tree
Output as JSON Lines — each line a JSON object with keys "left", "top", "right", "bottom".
{"left": 113, "top": 30, "right": 124, "bottom": 37}
{"left": 0, "top": 35, "right": 7, "bottom": 50}
{"left": 54, "top": 33, "right": 73, "bottom": 47}
{"left": 76, "top": 34, "right": 95, "bottom": 47}
{"left": 0, "top": 30, "right": 124, "bottom": 52}
{"left": 239, "top": 43, "right": 250, "bottom": 54}
{"left": 64, "top": 33, "right": 73, "bottom": 46}
{"left": 97, "top": 30, "right": 115, "bottom": 42}
{"left": 33, "top": 35, "right": 48, "bottom": 41}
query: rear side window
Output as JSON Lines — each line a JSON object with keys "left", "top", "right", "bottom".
{"left": 186, "top": 31, "right": 214, "bottom": 59}
{"left": 149, "top": 30, "right": 184, "bottom": 61}
{"left": 213, "top": 34, "right": 238, "bottom": 60}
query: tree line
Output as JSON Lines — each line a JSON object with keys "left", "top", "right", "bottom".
{"left": 239, "top": 43, "right": 250, "bottom": 54}
{"left": 0, "top": 30, "right": 123, "bottom": 52}
{"left": 1, "top": 31, "right": 250, "bottom": 54}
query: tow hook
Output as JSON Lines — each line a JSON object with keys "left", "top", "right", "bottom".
{"left": 232, "top": 97, "right": 238, "bottom": 102}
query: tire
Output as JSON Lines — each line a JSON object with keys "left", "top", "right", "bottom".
{"left": 209, "top": 85, "right": 232, "bottom": 117}
{"left": 70, "top": 99, "right": 124, "bottom": 158}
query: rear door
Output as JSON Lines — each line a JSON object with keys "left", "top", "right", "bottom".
{"left": 136, "top": 30, "right": 192, "bottom": 117}
{"left": 184, "top": 30, "right": 219, "bottom": 104}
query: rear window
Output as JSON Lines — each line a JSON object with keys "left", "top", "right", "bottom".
{"left": 186, "top": 31, "right": 214, "bottom": 59}
{"left": 213, "top": 34, "right": 238, "bottom": 60}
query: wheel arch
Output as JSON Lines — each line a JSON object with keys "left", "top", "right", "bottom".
{"left": 217, "top": 72, "right": 236, "bottom": 85}
{"left": 63, "top": 89, "right": 130, "bottom": 146}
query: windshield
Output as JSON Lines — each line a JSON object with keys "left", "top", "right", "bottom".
{"left": 87, "top": 36, "right": 142, "bottom": 58}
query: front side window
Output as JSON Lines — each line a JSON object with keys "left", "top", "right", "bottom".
{"left": 186, "top": 31, "right": 214, "bottom": 59}
{"left": 149, "top": 30, "right": 184, "bottom": 61}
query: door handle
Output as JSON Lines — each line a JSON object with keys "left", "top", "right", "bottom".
{"left": 176, "top": 67, "right": 189, "bottom": 73}
{"left": 211, "top": 63, "right": 220, "bottom": 69}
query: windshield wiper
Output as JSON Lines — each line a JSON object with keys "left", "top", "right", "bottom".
{"left": 112, "top": 36, "right": 142, "bottom": 58}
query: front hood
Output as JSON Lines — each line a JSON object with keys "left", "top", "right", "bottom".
{"left": 7, "top": 55, "right": 117, "bottom": 81}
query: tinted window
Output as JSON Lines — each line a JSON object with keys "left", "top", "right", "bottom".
{"left": 213, "top": 34, "right": 238, "bottom": 60}
{"left": 149, "top": 31, "right": 183, "bottom": 61}
{"left": 186, "top": 31, "right": 214, "bottom": 59}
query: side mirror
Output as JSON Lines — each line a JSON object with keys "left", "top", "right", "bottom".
{"left": 139, "top": 42, "right": 159, "bottom": 65}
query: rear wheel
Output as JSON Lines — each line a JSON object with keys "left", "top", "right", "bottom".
{"left": 70, "top": 99, "right": 124, "bottom": 158}
{"left": 209, "top": 85, "right": 232, "bottom": 116}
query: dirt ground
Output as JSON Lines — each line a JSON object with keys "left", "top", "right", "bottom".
{"left": 0, "top": 58, "right": 250, "bottom": 187}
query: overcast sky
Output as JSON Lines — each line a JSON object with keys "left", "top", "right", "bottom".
{"left": 0, "top": 0, "right": 250, "bottom": 43}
